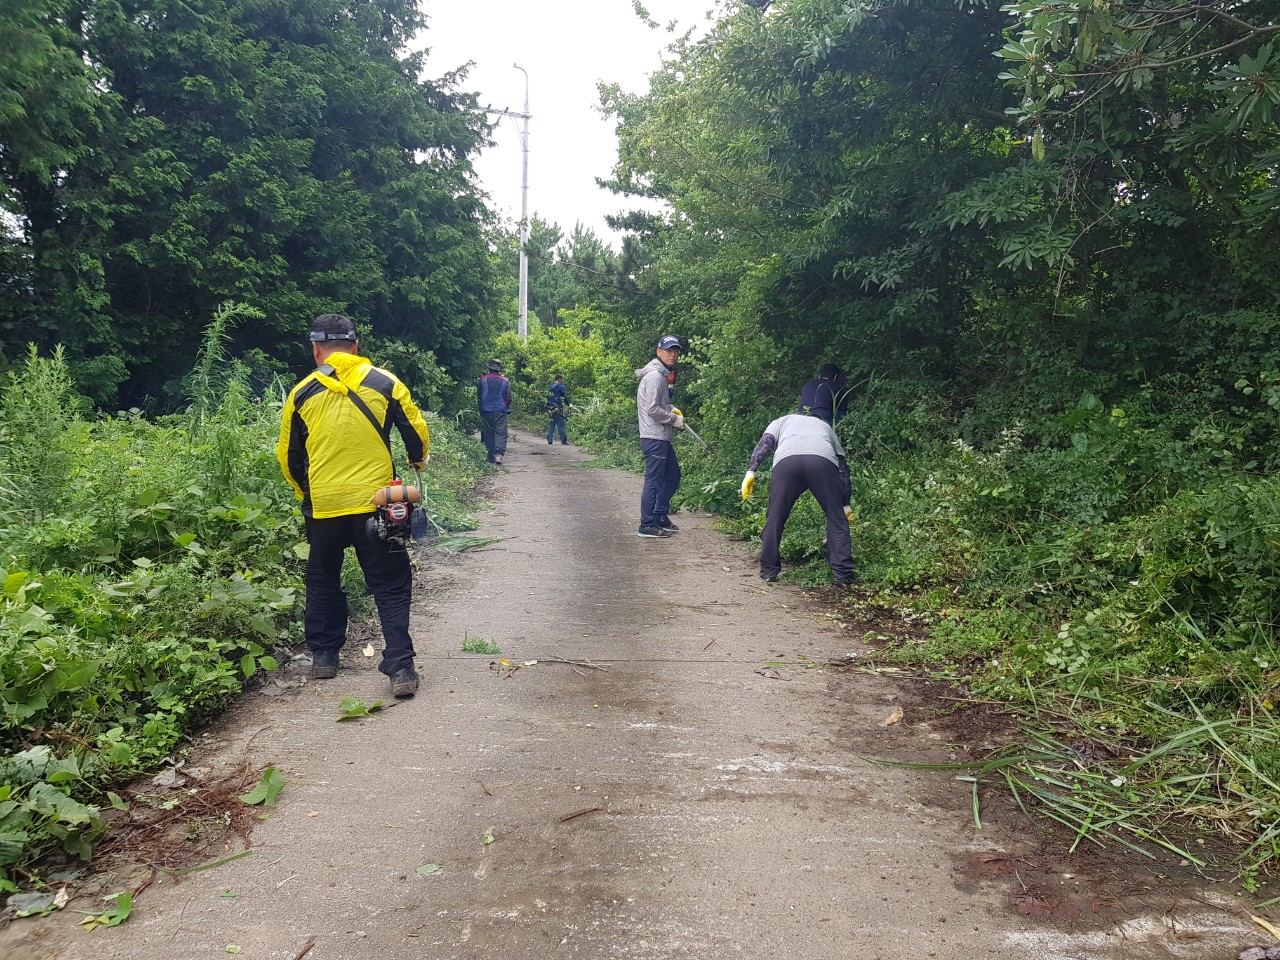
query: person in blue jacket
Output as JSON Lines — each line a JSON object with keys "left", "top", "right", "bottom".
{"left": 476, "top": 359, "right": 512, "bottom": 465}
{"left": 546, "top": 374, "right": 570, "bottom": 445}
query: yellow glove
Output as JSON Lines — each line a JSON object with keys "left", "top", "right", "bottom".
{"left": 843, "top": 505, "right": 854, "bottom": 524}
{"left": 672, "top": 407, "right": 682, "bottom": 417}
{"left": 741, "top": 471, "right": 756, "bottom": 500}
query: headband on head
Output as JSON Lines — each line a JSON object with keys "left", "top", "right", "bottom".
{"left": 310, "top": 330, "right": 356, "bottom": 342}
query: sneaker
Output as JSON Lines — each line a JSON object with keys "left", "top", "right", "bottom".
{"left": 390, "top": 667, "right": 420, "bottom": 698}
{"left": 493, "top": 455, "right": 503, "bottom": 465}
{"left": 760, "top": 571, "right": 779, "bottom": 583}
{"left": 548, "top": 439, "right": 554, "bottom": 445}
{"left": 656, "top": 517, "right": 679, "bottom": 533}
{"left": 312, "top": 650, "right": 339, "bottom": 679}
{"left": 637, "top": 525, "right": 671, "bottom": 538}
{"left": 834, "top": 574, "right": 860, "bottom": 587}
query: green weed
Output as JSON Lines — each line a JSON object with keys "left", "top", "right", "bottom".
{"left": 460, "top": 636, "right": 502, "bottom": 655}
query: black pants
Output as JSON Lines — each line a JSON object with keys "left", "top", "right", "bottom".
{"left": 480, "top": 410, "right": 508, "bottom": 460}
{"left": 304, "top": 514, "right": 415, "bottom": 676}
{"left": 759, "top": 455, "right": 854, "bottom": 582}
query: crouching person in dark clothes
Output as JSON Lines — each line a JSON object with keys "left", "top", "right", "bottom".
{"left": 740, "top": 411, "right": 856, "bottom": 585}
{"left": 276, "top": 313, "right": 430, "bottom": 698}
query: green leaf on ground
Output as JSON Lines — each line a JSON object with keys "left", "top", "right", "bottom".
{"left": 238, "top": 767, "right": 285, "bottom": 806}
{"left": 337, "top": 697, "right": 385, "bottom": 720}
{"left": 416, "top": 863, "right": 441, "bottom": 876}
{"left": 79, "top": 892, "right": 132, "bottom": 931}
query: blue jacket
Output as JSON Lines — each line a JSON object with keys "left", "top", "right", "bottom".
{"left": 547, "top": 382, "right": 568, "bottom": 412}
{"left": 477, "top": 373, "right": 511, "bottom": 413}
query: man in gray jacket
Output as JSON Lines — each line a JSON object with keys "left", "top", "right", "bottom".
{"left": 740, "top": 411, "right": 856, "bottom": 585}
{"left": 635, "top": 335, "right": 686, "bottom": 537}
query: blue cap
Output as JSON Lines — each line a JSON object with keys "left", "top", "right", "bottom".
{"left": 657, "top": 335, "right": 682, "bottom": 351}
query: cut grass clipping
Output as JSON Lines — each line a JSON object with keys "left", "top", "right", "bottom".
{"left": 434, "top": 535, "right": 504, "bottom": 553}
{"left": 873, "top": 693, "right": 1280, "bottom": 878}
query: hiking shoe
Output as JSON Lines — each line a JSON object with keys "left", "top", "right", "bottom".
{"left": 390, "top": 667, "right": 420, "bottom": 698}
{"left": 312, "top": 650, "right": 339, "bottom": 679}
{"left": 637, "top": 525, "right": 671, "bottom": 538}
{"left": 656, "top": 517, "right": 680, "bottom": 533}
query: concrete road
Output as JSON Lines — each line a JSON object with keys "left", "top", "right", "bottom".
{"left": 4, "top": 432, "right": 1259, "bottom": 960}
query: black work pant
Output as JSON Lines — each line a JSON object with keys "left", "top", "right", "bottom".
{"left": 759, "top": 455, "right": 854, "bottom": 582}
{"left": 304, "top": 514, "right": 416, "bottom": 676}
{"left": 480, "top": 410, "right": 508, "bottom": 460}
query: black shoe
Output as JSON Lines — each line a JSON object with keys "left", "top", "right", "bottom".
{"left": 312, "top": 650, "right": 339, "bottom": 679}
{"left": 390, "top": 667, "right": 420, "bottom": 698}
{"left": 493, "top": 455, "right": 503, "bottom": 466}
{"left": 656, "top": 517, "right": 679, "bottom": 533}
{"left": 637, "top": 525, "right": 671, "bottom": 538}
{"left": 548, "top": 439, "right": 554, "bottom": 445}
{"left": 760, "top": 571, "right": 779, "bottom": 583}
{"left": 834, "top": 574, "right": 860, "bottom": 587}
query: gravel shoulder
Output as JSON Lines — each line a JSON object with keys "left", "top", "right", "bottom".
{"left": 1, "top": 431, "right": 1263, "bottom": 960}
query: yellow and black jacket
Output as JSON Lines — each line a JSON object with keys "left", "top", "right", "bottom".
{"left": 276, "top": 352, "right": 430, "bottom": 519}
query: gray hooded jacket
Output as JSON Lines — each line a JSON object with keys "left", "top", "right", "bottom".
{"left": 635, "top": 357, "right": 679, "bottom": 441}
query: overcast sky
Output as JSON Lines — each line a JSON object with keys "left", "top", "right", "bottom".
{"left": 417, "top": 1, "right": 716, "bottom": 247}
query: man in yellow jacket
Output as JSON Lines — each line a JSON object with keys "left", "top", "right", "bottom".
{"left": 277, "top": 314, "right": 430, "bottom": 698}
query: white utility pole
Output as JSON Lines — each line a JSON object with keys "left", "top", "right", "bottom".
{"left": 513, "top": 64, "right": 531, "bottom": 340}
{"left": 485, "top": 67, "right": 531, "bottom": 339}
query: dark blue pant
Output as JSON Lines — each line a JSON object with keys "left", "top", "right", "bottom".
{"left": 639, "top": 438, "right": 681, "bottom": 526}
{"left": 304, "top": 514, "right": 416, "bottom": 676}
{"left": 759, "top": 454, "right": 854, "bottom": 582}
{"left": 547, "top": 412, "right": 567, "bottom": 443}
{"left": 480, "top": 410, "right": 508, "bottom": 460}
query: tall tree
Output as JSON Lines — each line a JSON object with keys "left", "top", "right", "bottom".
{"left": 1, "top": 0, "right": 496, "bottom": 406}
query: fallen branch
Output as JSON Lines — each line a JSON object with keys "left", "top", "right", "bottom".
{"left": 540, "top": 656, "right": 609, "bottom": 671}
{"left": 557, "top": 807, "right": 602, "bottom": 823}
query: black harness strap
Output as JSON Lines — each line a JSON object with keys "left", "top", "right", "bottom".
{"left": 318, "top": 363, "right": 397, "bottom": 479}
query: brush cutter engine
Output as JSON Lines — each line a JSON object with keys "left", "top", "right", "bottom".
{"left": 366, "top": 477, "right": 428, "bottom": 546}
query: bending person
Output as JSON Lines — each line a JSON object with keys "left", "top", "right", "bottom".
{"left": 741, "top": 410, "right": 856, "bottom": 586}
